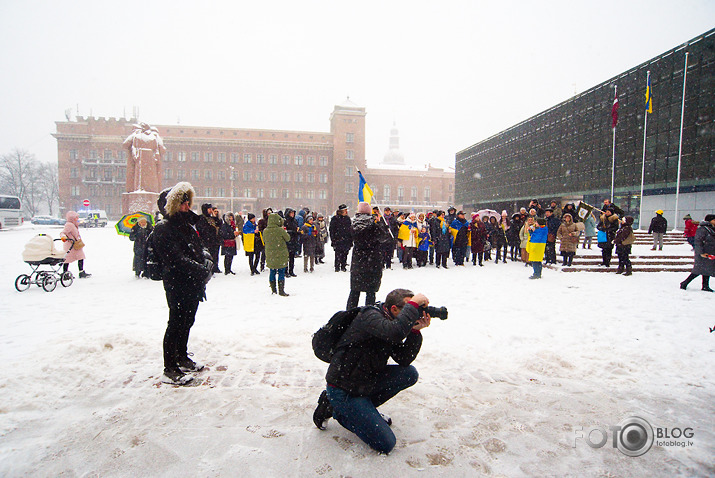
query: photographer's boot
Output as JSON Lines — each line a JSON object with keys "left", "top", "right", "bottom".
{"left": 270, "top": 280, "right": 277, "bottom": 295}
{"left": 278, "top": 280, "right": 289, "bottom": 296}
{"left": 624, "top": 265, "right": 632, "bottom": 276}
{"left": 313, "top": 390, "right": 333, "bottom": 430}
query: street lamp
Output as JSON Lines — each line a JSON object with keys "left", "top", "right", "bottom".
{"left": 229, "top": 166, "right": 235, "bottom": 212}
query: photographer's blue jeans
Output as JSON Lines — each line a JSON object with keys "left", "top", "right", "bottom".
{"left": 530, "top": 261, "right": 542, "bottom": 278}
{"left": 326, "top": 365, "right": 419, "bottom": 454}
{"left": 269, "top": 267, "right": 286, "bottom": 281}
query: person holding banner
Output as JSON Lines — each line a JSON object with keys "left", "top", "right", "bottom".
{"left": 597, "top": 207, "right": 620, "bottom": 267}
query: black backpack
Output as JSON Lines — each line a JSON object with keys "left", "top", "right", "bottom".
{"left": 143, "top": 230, "right": 163, "bottom": 281}
{"left": 312, "top": 306, "right": 367, "bottom": 363}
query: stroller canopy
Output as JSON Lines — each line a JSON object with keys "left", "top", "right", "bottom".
{"left": 22, "top": 234, "right": 65, "bottom": 262}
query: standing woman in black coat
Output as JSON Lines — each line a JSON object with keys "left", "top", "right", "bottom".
{"left": 329, "top": 204, "right": 353, "bottom": 272}
{"left": 129, "top": 216, "right": 153, "bottom": 277}
{"left": 347, "top": 202, "right": 391, "bottom": 309}
{"left": 284, "top": 208, "right": 300, "bottom": 277}
{"left": 680, "top": 214, "right": 715, "bottom": 292}
{"left": 219, "top": 212, "right": 239, "bottom": 275}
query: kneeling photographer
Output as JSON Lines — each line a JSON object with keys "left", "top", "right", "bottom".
{"left": 313, "top": 288, "right": 433, "bottom": 454}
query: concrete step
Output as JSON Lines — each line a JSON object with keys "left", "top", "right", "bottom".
{"left": 558, "top": 266, "right": 691, "bottom": 273}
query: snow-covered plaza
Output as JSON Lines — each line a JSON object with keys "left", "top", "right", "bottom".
{"left": 0, "top": 224, "right": 712, "bottom": 477}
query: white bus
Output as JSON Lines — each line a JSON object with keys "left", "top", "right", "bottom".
{"left": 0, "top": 195, "right": 23, "bottom": 230}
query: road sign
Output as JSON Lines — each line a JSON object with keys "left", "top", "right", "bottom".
{"left": 83, "top": 199, "right": 90, "bottom": 207}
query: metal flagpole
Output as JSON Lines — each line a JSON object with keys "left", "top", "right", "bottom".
{"left": 611, "top": 85, "right": 617, "bottom": 202}
{"left": 638, "top": 72, "right": 650, "bottom": 230}
{"left": 673, "top": 52, "right": 688, "bottom": 232}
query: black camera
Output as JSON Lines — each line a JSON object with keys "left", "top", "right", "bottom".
{"left": 418, "top": 305, "right": 448, "bottom": 321}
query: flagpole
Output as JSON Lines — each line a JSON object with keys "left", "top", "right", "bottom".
{"left": 673, "top": 52, "right": 688, "bottom": 232}
{"left": 638, "top": 72, "right": 650, "bottom": 231}
{"left": 611, "top": 85, "right": 617, "bottom": 202}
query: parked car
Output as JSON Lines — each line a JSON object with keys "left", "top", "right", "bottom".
{"left": 31, "top": 215, "right": 64, "bottom": 225}
{"left": 78, "top": 210, "right": 108, "bottom": 227}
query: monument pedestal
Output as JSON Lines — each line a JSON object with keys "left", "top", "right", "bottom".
{"left": 122, "top": 191, "right": 160, "bottom": 215}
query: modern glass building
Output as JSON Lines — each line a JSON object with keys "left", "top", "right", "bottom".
{"left": 456, "top": 29, "right": 714, "bottom": 227}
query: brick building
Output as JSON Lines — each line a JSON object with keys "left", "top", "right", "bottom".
{"left": 54, "top": 100, "right": 454, "bottom": 218}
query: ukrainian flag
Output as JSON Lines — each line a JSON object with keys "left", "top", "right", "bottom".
{"left": 645, "top": 75, "right": 653, "bottom": 114}
{"left": 358, "top": 170, "right": 374, "bottom": 204}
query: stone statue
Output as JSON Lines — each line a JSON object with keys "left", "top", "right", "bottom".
{"left": 123, "top": 122, "right": 166, "bottom": 192}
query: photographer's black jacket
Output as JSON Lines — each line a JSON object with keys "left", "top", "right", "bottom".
{"left": 326, "top": 302, "right": 422, "bottom": 396}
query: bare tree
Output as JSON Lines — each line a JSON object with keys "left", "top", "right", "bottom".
{"left": 39, "top": 162, "right": 59, "bottom": 215}
{"left": 0, "top": 149, "right": 43, "bottom": 217}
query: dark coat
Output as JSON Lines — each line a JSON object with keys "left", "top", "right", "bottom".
{"left": 129, "top": 223, "right": 153, "bottom": 272}
{"left": 326, "top": 302, "right": 422, "bottom": 395}
{"left": 196, "top": 213, "right": 222, "bottom": 249}
{"left": 329, "top": 213, "right": 353, "bottom": 252}
{"left": 152, "top": 210, "right": 211, "bottom": 303}
{"left": 692, "top": 222, "right": 715, "bottom": 276}
{"left": 507, "top": 216, "right": 523, "bottom": 245}
{"left": 489, "top": 221, "right": 507, "bottom": 247}
{"left": 219, "top": 220, "right": 237, "bottom": 256}
{"left": 648, "top": 215, "right": 668, "bottom": 234}
{"left": 598, "top": 213, "right": 620, "bottom": 243}
{"left": 300, "top": 222, "right": 319, "bottom": 256}
{"left": 349, "top": 213, "right": 390, "bottom": 292}
{"left": 433, "top": 217, "right": 452, "bottom": 253}
{"left": 450, "top": 218, "right": 469, "bottom": 248}
{"left": 470, "top": 220, "right": 487, "bottom": 253}
{"left": 284, "top": 209, "right": 301, "bottom": 254}
{"left": 546, "top": 215, "right": 561, "bottom": 241}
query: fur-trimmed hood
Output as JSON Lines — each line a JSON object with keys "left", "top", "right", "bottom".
{"left": 164, "top": 182, "right": 195, "bottom": 217}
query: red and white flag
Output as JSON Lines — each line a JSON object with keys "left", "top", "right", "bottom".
{"left": 611, "top": 89, "right": 619, "bottom": 128}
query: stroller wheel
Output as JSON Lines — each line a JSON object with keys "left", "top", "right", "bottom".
{"left": 42, "top": 274, "right": 57, "bottom": 292}
{"left": 15, "top": 274, "right": 31, "bottom": 292}
{"left": 60, "top": 271, "right": 74, "bottom": 288}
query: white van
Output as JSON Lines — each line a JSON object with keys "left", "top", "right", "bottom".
{"left": 78, "top": 210, "right": 108, "bottom": 228}
{"left": 0, "top": 195, "right": 23, "bottom": 230}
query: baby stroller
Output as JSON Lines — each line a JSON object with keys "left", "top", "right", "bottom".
{"left": 15, "top": 234, "right": 74, "bottom": 292}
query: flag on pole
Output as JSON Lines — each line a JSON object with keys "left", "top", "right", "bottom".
{"left": 645, "top": 74, "right": 653, "bottom": 113}
{"left": 611, "top": 89, "right": 619, "bottom": 128}
{"left": 357, "top": 170, "right": 374, "bottom": 204}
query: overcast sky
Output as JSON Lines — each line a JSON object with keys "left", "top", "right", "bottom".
{"left": 0, "top": 0, "right": 713, "bottom": 171}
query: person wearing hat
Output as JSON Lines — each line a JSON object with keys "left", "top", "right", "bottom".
{"left": 262, "top": 212, "right": 291, "bottom": 296}
{"left": 445, "top": 207, "right": 457, "bottom": 228}
{"left": 680, "top": 214, "right": 715, "bottom": 292}
{"left": 597, "top": 206, "right": 620, "bottom": 267}
{"left": 329, "top": 204, "right": 353, "bottom": 272}
{"left": 243, "top": 213, "right": 261, "bottom": 275}
{"left": 648, "top": 209, "right": 668, "bottom": 250}
{"left": 315, "top": 213, "right": 328, "bottom": 264}
{"left": 614, "top": 216, "right": 636, "bottom": 275}
{"left": 683, "top": 214, "right": 698, "bottom": 249}
{"left": 129, "top": 215, "right": 153, "bottom": 278}
{"left": 449, "top": 211, "right": 469, "bottom": 266}
{"left": 544, "top": 208, "right": 561, "bottom": 265}
{"left": 381, "top": 207, "right": 398, "bottom": 269}
{"left": 197, "top": 203, "right": 223, "bottom": 273}
{"left": 152, "top": 182, "right": 213, "bottom": 385}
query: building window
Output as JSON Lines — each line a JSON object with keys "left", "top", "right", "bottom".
{"left": 205, "top": 187, "right": 212, "bottom": 196}
{"left": 165, "top": 152, "right": 172, "bottom": 162}
{"left": 204, "top": 152, "right": 212, "bottom": 162}
{"left": 295, "top": 189, "right": 303, "bottom": 199}
{"left": 282, "top": 189, "right": 290, "bottom": 199}
{"left": 164, "top": 169, "right": 172, "bottom": 179}
{"left": 217, "top": 188, "right": 225, "bottom": 197}
{"left": 319, "top": 190, "right": 326, "bottom": 200}
{"left": 281, "top": 172, "right": 290, "bottom": 182}
{"left": 69, "top": 149, "right": 78, "bottom": 160}
{"left": 307, "top": 173, "right": 314, "bottom": 183}
{"left": 257, "top": 188, "right": 264, "bottom": 198}
{"left": 218, "top": 170, "right": 225, "bottom": 180}
{"left": 256, "top": 154, "right": 265, "bottom": 164}
{"left": 118, "top": 151, "right": 127, "bottom": 161}
{"left": 191, "top": 170, "right": 199, "bottom": 180}
{"left": 71, "top": 186, "right": 80, "bottom": 196}
{"left": 270, "top": 172, "right": 277, "bottom": 182}
{"left": 217, "top": 152, "right": 226, "bottom": 163}
{"left": 281, "top": 155, "right": 290, "bottom": 165}
{"left": 294, "top": 155, "right": 303, "bottom": 166}
{"left": 397, "top": 186, "right": 404, "bottom": 202}
{"left": 243, "top": 171, "right": 252, "bottom": 181}
{"left": 449, "top": 183, "right": 453, "bottom": 191}
{"left": 191, "top": 152, "right": 200, "bottom": 162}
{"left": 204, "top": 170, "right": 212, "bottom": 180}
{"left": 307, "top": 190, "right": 315, "bottom": 199}
{"left": 345, "top": 182, "right": 353, "bottom": 193}
{"left": 383, "top": 185, "right": 390, "bottom": 201}
{"left": 346, "top": 150, "right": 354, "bottom": 160}
{"left": 257, "top": 171, "right": 265, "bottom": 181}
{"left": 231, "top": 153, "right": 239, "bottom": 163}
{"left": 177, "top": 169, "right": 186, "bottom": 179}
{"left": 230, "top": 170, "right": 238, "bottom": 180}
{"left": 89, "top": 150, "right": 98, "bottom": 159}
{"left": 269, "top": 189, "right": 277, "bottom": 199}
{"left": 424, "top": 187, "right": 431, "bottom": 202}
{"left": 178, "top": 152, "right": 186, "bottom": 162}
{"left": 244, "top": 188, "right": 251, "bottom": 197}
{"left": 319, "top": 156, "right": 328, "bottom": 166}
{"left": 70, "top": 168, "right": 78, "bottom": 178}
{"left": 319, "top": 174, "right": 328, "bottom": 184}
{"left": 411, "top": 186, "right": 418, "bottom": 200}
{"left": 244, "top": 153, "right": 252, "bottom": 164}
{"left": 346, "top": 132, "right": 354, "bottom": 143}
{"left": 345, "top": 166, "right": 353, "bottom": 176}
{"left": 307, "top": 156, "right": 315, "bottom": 166}
{"left": 269, "top": 155, "right": 278, "bottom": 165}
{"left": 295, "top": 172, "right": 303, "bottom": 182}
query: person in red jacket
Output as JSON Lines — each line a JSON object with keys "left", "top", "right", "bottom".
{"left": 683, "top": 214, "right": 698, "bottom": 249}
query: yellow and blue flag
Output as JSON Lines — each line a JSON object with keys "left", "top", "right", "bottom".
{"left": 358, "top": 170, "right": 374, "bottom": 204}
{"left": 645, "top": 74, "right": 653, "bottom": 114}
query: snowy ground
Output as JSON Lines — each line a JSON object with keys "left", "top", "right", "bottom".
{"left": 0, "top": 225, "right": 712, "bottom": 477}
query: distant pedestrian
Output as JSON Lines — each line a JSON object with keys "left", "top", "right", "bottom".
{"left": 527, "top": 218, "right": 548, "bottom": 279}
{"left": 648, "top": 210, "right": 668, "bottom": 250}
{"left": 60, "top": 211, "right": 91, "bottom": 278}
{"left": 263, "top": 212, "right": 291, "bottom": 296}
{"left": 219, "top": 213, "right": 239, "bottom": 275}
{"left": 129, "top": 216, "right": 153, "bottom": 277}
{"left": 330, "top": 204, "right": 353, "bottom": 272}
{"left": 679, "top": 214, "right": 715, "bottom": 292}
{"left": 683, "top": 214, "right": 698, "bottom": 249}
{"left": 614, "top": 216, "right": 636, "bottom": 276}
